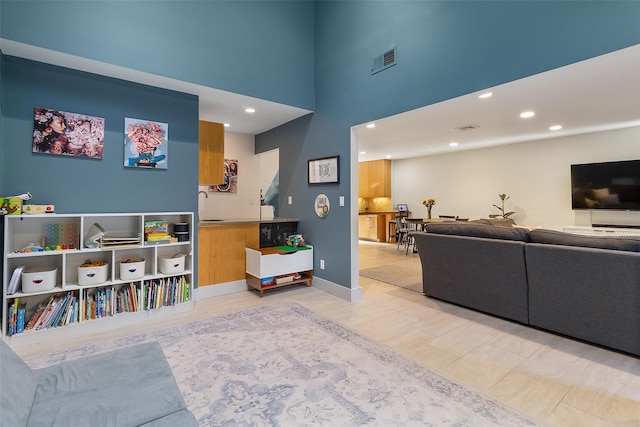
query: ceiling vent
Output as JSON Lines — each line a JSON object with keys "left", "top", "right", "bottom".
{"left": 371, "top": 46, "right": 397, "bottom": 75}
{"left": 455, "top": 124, "right": 480, "bottom": 131}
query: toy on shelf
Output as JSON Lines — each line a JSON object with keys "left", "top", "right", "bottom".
{"left": 286, "top": 234, "right": 306, "bottom": 248}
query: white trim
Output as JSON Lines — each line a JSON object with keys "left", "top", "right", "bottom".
{"left": 312, "top": 277, "right": 362, "bottom": 302}
{"left": 350, "top": 127, "right": 361, "bottom": 294}
{"left": 195, "top": 277, "right": 361, "bottom": 302}
{"left": 195, "top": 280, "right": 247, "bottom": 300}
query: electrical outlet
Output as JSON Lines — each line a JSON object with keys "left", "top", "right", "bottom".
{"left": 320, "top": 259, "right": 325, "bottom": 270}
{"left": 288, "top": 196, "right": 292, "bottom": 205}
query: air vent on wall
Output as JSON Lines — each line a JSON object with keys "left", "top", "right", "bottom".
{"left": 371, "top": 46, "right": 397, "bottom": 75}
{"left": 455, "top": 124, "right": 480, "bottom": 131}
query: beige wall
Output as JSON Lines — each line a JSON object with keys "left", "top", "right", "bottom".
{"left": 199, "top": 132, "right": 261, "bottom": 220}
{"left": 392, "top": 126, "right": 640, "bottom": 230}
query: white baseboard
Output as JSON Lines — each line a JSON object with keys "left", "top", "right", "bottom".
{"left": 194, "top": 280, "right": 247, "bottom": 300}
{"left": 311, "top": 276, "right": 362, "bottom": 302}
{"left": 194, "top": 278, "right": 362, "bottom": 303}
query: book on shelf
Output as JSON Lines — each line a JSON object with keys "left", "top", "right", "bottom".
{"left": 16, "top": 304, "right": 26, "bottom": 334}
{"left": 99, "top": 233, "right": 141, "bottom": 248}
{"left": 8, "top": 265, "right": 25, "bottom": 295}
{"left": 275, "top": 273, "right": 298, "bottom": 284}
{"left": 7, "top": 298, "right": 25, "bottom": 336}
{"left": 142, "top": 276, "right": 189, "bottom": 310}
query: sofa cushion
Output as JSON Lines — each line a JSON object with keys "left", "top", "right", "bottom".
{"left": 424, "top": 222, "right": 530, "bottom": 242}
{"left": 470, "top": 218, "right": 517, "bottom": 227}
{"left": 29, "top": 341, "right": 194, "bottom": 427}
{"left": 529, "top": 228, "right": 640, "bottom": 252}
{"left": 1, "top": 339, "right": 39, "bottom": 427}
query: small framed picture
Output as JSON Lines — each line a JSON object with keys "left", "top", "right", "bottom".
{"left": 308, "top": 156, "right": 339, "bottom": 185}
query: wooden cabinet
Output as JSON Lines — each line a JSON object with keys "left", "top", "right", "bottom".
{"left": 199, "top": 120, "right": 224, "bottom": 184}
{"left": 358, "top": 161, "right": 369, "bottom": 198}
{"left": 358, "top": 214, "right": 386, "bottom": 241}
{"left": 198, "top": 223, "right": 259, "bottom": 287}
{"left": 358, "top": 159, "right": 391, "bottom": 198}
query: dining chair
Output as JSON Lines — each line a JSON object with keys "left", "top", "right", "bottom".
{"left": 403, "top": 218, "right": 421, "bottom": 254}
{"left": 395, "top": 216, "right": 409, "bottom": 251}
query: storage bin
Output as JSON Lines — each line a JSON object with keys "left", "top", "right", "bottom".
{"left": 22, "top": 266, "right": 57, "bottom": 293}
{"left": 158, "top": 253, "right": 186, "bottom": 274}
{"left": 174, "top": 232, "right": 189, "bottom": 242}
{"left": 119, "top": 258, "right": 146, "bottom": 280}
{"left": 173, "top": 222, "right": 189, "bottom": 233}
{"left": 78, "top": 261, "right": 109, "bottom": 286}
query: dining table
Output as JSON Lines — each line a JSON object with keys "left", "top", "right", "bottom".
{"left": 403, "top": 217, "right": 450, "bottom": 232}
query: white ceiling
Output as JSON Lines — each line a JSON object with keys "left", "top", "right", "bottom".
{"left": 355, "top": 44, "right": 640, "bottom": 162}
{"left": 0, "top": 39, "right": 312, "bottom": 135}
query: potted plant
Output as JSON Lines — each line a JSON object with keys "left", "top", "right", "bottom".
{"left": 489, "top": 194, "right": 515, "bottom": 219}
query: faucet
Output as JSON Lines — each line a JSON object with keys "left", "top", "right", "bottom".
{"left": 198, "top": 190, "right": 208, "bottom": 198}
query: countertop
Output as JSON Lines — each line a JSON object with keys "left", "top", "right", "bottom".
{"left": 199, "top": 217, "right": 299, "bottom": 227}
{"left": 358, "top": 211, "right": 400, "bottom": 215}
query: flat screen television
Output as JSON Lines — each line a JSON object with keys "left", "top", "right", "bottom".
{"left": 571, "top": 159, "right": 640, "bottom": 210}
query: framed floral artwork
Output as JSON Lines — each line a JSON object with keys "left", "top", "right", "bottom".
{"left": 124, "top": 118, "right": 168, "bottom": 169}
{"left": 33, "top": 107, "right": 105, "bottom": 159}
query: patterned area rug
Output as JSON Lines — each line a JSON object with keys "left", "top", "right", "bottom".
{"left": 26, "top": 302, "right": 540, "bottom": 426}
{"left": 360, "top": 259, "right": 424, "bottom": 294}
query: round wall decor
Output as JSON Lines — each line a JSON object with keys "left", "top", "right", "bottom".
{"left": 314, "top": 194, "right": 330, "bottom": 218}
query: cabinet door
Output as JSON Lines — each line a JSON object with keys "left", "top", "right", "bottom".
{"left": 358, "top": 216, "right": 368, "bottom": 238}
{"left": 358, "top": 162, "right": 369, "bottom": 198}
{"left": 367, "top": 215, "right": 376, "bottom": 240}
{"left": 199, "top": 120, "right": 224, "bottom": 184}
{"left": 369, "top": 160, "right": 391, "bottom": 197}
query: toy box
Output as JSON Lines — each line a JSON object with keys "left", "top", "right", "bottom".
{"left": 22, "top": 204, "right": 55, "bottom": 214}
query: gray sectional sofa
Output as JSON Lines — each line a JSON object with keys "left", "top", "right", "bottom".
{"left": 414, "top": 222, "right": 640, "bottom": 356}
{"left": 0, "top": 340, "right": 198, "bottom": 427}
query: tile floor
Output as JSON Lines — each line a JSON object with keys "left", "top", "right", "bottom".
{"left": 12, "top": 241, "right": 640, "bottom": 426}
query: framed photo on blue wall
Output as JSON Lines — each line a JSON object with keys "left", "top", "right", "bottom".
{"left": 308, "top": 155, "right": 339, "bottom": 185}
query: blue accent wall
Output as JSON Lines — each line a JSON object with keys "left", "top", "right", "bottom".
{"left": 256, "top": 1, "right": 640, "bottom": 288}
{"left": 0, "top": 1, "right": 315, "bottom": 110}
{"left": 1, "top": 56, "right": 199, "bottom": 214}
{"left": 1, "top": 1, "right": 639, "bottom": 292}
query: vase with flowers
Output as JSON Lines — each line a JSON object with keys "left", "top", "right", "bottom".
{"left": 422, "top": 198, "right": 436, "bottom": 219}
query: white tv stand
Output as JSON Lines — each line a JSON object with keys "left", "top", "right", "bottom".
{"left": 563, "top": 225, "right": 640, "bottom": 237}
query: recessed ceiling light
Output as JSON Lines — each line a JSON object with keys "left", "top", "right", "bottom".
{"left": 366, "top": 123, "right": 375, "bottom": 129}
{"left": 520, "top": 111, "right": 535, "bottom": 118}
{"left": 449, "top": 142, "right": 459, "bottom": 147}
{"left": 223, "top": 123, "right": 230, "bottom": 127}
{"left": 360, "top": 151, "right": 366, "bottom": 155}
{"left": 549, "top": 125, "right": 562, "bottom": 131}
{"left": 478, "top": 92, "right": 492, "bottom": 99}
{"left": 245, "top": 108, "right": 255, "bottom": 113}
{"left": 385, "top": 155, "right": 392, "bottom": 159}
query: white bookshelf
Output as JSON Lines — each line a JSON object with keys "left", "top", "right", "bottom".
{"left": 2, "top": 212, "right": 194, "bottom": 345}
